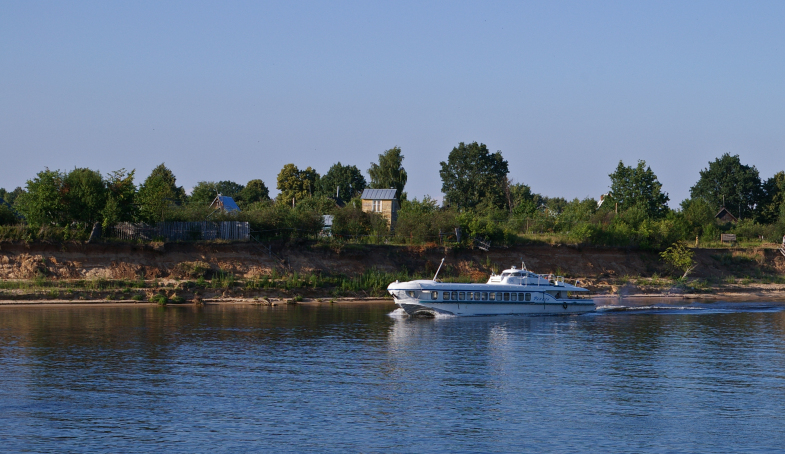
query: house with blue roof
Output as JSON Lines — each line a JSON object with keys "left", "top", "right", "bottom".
{"left": 210, "top": 194, "right": 241, "bottom": 213}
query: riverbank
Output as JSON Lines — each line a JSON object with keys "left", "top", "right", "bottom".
{"left": 1, "top": 240, "right": 784, "bottom": 304}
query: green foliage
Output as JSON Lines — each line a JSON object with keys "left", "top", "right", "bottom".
{"left": 368, "top": 147, "right": 407, "bottom": 202}
{"left": 15, "top": 169, "right": 67, "bottom": 227}
{"left": 332, "top": 205, "right": 373, "bottom": 238}
{"left": 0, "top": 203, "right": 19, "bottom": 226}
{"left": 440, "top": 142, "right": 509, "bottom": 210}
{"left": 690, "top": 153, "right": 762, "bottom": 220}
{"left": 63, "top": 167, "right": 107, "bottom": 226}
{"left": 0, "top": 187, "right": 24, "bottom": 205}
{"left": 759, "top": 171, "right": 785, "bottom": 223}
{"left": 136, "top": 163, "right": 186, "bottom": 223}
{"left": 608, "top": 160, "right": 669, "bottom": 218}
{"left": 295, "top": 195, "right": 339, "bottom": 214}
{"left": 394, "top": 197, "right": 456, "bottom": 243}
{"left": 508, "top": 183, "right": 543, "bottom": 217}
{"left": 189, "top": 181, "right": 219, "bottom": 205}
{"left": 102, "top": 169, "right": 137, "bottom": 227}
{"left": 150, "top": 293, "right": 168, "bottom": 305}
{"left": 318, "top": 162, "right": 366, "bottom": 201}
{"left": 660, "top": 242, "right": 696, "bottom": 278}
{"left": 239, "top": 179, "right": 270, "bottom": 206}
{"left": 276, "top": 163, "right": 319, "bottom": 204}
{"left": 244, "top": 201, "right": 323, "bottom": 240}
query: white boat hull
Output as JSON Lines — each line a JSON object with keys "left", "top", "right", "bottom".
{"left": 397, "top": 300, "right": 595, "bottom": 317}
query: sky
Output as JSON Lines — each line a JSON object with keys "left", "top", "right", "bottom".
{"left": 2, "top": 0, "right": 784, "bottom": 206}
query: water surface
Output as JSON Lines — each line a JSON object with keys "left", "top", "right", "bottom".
{"left": 1, "top": 300, "right": 784, "bottom": 453}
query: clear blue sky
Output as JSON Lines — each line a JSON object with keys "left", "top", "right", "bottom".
{"left": 2, "top": 0, "right": 784, "bottom": 206}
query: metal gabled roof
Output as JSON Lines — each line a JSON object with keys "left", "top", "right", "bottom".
{"left": 361, "top": 188, "right": 397, "bottom": 200}
{"left": 211, "top": 195, "right": 241, "bottom": 212}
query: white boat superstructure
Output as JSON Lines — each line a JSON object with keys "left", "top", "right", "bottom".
{"left": 387, "top": 265, "right": 595, "bottom": 316}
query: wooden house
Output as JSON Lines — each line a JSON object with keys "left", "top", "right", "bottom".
{"left": 715, "top": 206, "right": 738, "bottom": 224}
{"left": 361, "top": 189, "right": 399, "bottom": 227}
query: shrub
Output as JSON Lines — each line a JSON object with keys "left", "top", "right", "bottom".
{"left": 660, "top": 242, "right": 696, "bottom": 278}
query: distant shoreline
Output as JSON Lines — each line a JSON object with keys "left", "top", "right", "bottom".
{"left": 2, "top": 291, "right": 785, "bottom": 307}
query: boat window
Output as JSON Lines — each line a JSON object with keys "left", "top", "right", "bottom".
{"left": 501, "top": 272, "right": 510, "bottom": 277}
{"left": 474, "top": 292, "right": 481, "bottom": 300}
{"left": 489, "top": 292, "right": 495, "bottom": 301}
{"left": 431, "top": 291, "right": 438, "bottom": 300}
{"left": 443, "top": 292, "right": 450, "bottom": 300}
{"left": 504, "top": 293, "right": 510, "bottom": 301}
{"left": 510, "top": 293, "right": 517, "bottom": 301}
{"left": 525, "top": 293, "right": 531, "bottom": 301}
{"left": 467, "top": 292, "right": 473, "bottom": 301}
{"left": 481, "top": 292, "right": 487, "bottom": 301}
{"left": 406, "top": 291, "right": 416, "bottom": 298}
{"left": 458, "top": 292, "right": 465, "bottom": 300}
{"left": 451, "top": 291, "right": 458, "bottom": 300}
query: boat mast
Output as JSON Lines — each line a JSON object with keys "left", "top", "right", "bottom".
{"left": 433, "top": 258, "right": 445, "bottom": 281}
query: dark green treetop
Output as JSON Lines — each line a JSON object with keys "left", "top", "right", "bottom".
{"left": 609, "top": 160, "right": 670, "bottom": 219}
{"left": 137, "top": 163, "right": 186, "bottom": 223}
{"left": 440, "top": 142, "right": 509, "bottom": 211}
{"left": 239, "top": 179, "right": 270, "bottom": 205}
{"left": 276, "top": 164, "right": 319, "bottom": 204}
{"left": 15, "top": 169, "right": 67, "bottom": 227}
{"left": 101, "top": 169, "right": 137, "bottom": 227}
{"left": 318, "top": 162, "right": 366, "bottom": 201}
{"left": 368, "top": 147, "right": 407, "bottom": 202}
{"left": 689, "top": 153, "right": 762, "bottom": 220}
{"left": 63, "top": 167, "right": 107, "bottom": 226}
{"left": 759, "top": 171, "right": 785, "bottom": 223}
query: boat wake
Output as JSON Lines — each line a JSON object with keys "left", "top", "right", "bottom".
{"left": 387, "top": 308, "right": 456, "bottom": 319}
{"left": 595, "top": 303, "right": 785, "bottom": 314}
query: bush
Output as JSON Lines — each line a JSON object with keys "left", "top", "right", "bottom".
{"left": 660, "top": 242, "right": 696, "bottom": 278}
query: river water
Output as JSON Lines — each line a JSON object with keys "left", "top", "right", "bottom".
{"left": 1, "top": 299, "right": 785, "bottom": 453}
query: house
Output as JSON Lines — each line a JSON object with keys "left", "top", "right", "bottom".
{"left": 715, "top": 206, "right": 738, "bottom": 223}
{"left": 210, "top": 194, "right": 241, "bottom": 213}
{"left": 361, "top": 188, "right": 399, "bottom": 227}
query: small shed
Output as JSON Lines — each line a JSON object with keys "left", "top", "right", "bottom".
{"left": 715, "top": 206, "right": 738, "bottom": 223}
{"left": 210, "top": 195, "right": 241, "bottom": 213}
{"left": 361, "top": 188, "right": 399, "bottom": 227}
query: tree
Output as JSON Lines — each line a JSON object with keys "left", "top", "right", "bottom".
{"left": 15, "top": 169, "right": 67, "bottom": 227}
{"left": 239, "top": 179, "right": 270, "bottom": 205}
{"left": 508, "top": 182, "right": 543, "bottom": 217}
{"left": 689, "top": 153, "right": 762, "bottom": 220}
{"left": 189, "top": 180, "right": 245, "bottom": 205}
{"left": 63, "top": 167, "right": 107, "bottom": 226}
{"left": 276, "top": 164, "right": 319, "bottom": 204}
{"left": 318, "top": 162, "right": 366, "bottom": 200}
{"left": 440, "top": 142, "right": 509, "bottom": 211}
{"left": 759, "top": 171, "right": 785, "bottom": 223}
{"left": 102, "top": 169, "right": 137, "bottom": 227}
{"left": 0, "top": 187, "right": 24, "bottom": 205}
{"left": 137, "top": 163, "right": 186, "bottom": 223}
{"left": 660, "top": 242, "right": 696, "bottom": 278}
{"left": 608, "top": 160, "right": 670, "bottom": 219}
{"left": 190, "top": 181, "right": 220, "bottom": 205}
{"left": 368, "top": 147, "right": 407, "bottom": 202}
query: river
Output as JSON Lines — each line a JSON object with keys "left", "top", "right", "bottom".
{"left": 1, "top": 299, "right": 784, "bottom": 453}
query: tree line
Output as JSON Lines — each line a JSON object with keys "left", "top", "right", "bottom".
{"left": 1, "top": 142, "right": 784, "bottom": 248}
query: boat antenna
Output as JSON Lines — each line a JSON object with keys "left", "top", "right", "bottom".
{"left": 433, "top": 258, "right": 445, "bottom": 281}
{"left": 520, "top": 258, "right": 527, "bottom": 271}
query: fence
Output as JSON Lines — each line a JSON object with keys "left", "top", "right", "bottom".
{"left": 110, "top": 221, "right": 250, "bottom": 242}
